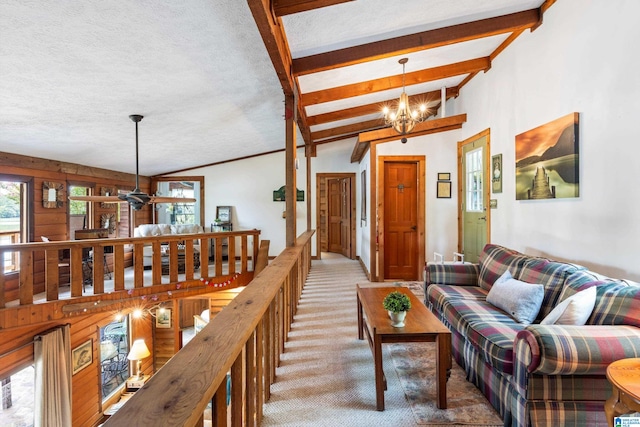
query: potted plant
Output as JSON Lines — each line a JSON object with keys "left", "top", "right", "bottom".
{"left": 382, "top": 290, "right": 411, "bottom": 327}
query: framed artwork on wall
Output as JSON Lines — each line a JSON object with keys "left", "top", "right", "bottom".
{"left": 72, "top": 339, "right": 92, "bottom": 375}
{"left": 437, "top": 181, "right": 452, "bottom": 198}
{"left": 42, "top": 181, "right": 64, "bottom": 208}
{"left": 156, "top": 308, "right": 171, "bottom": 329}
{"left": 492, "top": 154, "right": 502, "bottom": 193}
{"left": 515, "top": 112, "right": 579, "bottom": 200}
{"left": 361, "top": 170, "right": 367, "bottom": 223}
{"left": 100, "top": 186, "right": 117, "bottom": 208}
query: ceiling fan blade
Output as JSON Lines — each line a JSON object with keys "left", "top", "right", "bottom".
{"left": 68, "top": 195, "right": 124, "bottom": 202}
{"left": 149, "top": 196, "right": 197, "bottom": 204}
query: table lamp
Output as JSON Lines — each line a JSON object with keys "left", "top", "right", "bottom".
{"left": 127, "top": 339, "right": 150, "bottom": 379}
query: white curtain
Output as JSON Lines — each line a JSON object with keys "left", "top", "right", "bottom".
{"left": 34, "top": 325, "right": 72, "bottom": 427}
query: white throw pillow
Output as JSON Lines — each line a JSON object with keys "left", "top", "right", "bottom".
{"left": 487, "top": 270, "right": 544, "bottom": 324}
{"left": 541, "top": 286, "right": 597, "bottom": 325}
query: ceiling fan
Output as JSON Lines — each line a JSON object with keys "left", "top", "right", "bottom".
{"left": 69, "top": 114, "right": 196, "bottom": 210}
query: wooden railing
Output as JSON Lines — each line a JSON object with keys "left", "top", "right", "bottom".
{"left": 104, "top": 230, "right": 314, "bottom": 427}
{"left": 0, "top": 229, "right": 260, "bottom": 313}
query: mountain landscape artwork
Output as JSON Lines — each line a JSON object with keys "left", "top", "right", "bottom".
{"left": 515, "top": 113, "right": 579, "bottom": 200}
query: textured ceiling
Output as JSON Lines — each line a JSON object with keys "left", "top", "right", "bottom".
{"left": 0, "top": 0, "right": 547, "bottom": 176}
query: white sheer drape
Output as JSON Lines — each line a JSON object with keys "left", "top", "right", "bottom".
{"left": 34, "top": 325, "right": 72, "bottom": 427}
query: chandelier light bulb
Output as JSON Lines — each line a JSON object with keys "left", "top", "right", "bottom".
{"left": 382, "top": 58, "right": 427, "bottom": 137}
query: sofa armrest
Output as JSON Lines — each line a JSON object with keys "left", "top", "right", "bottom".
{"left": 426, "top": 263, "right": 479, "bottom": 286}
{"left": 514, "top": 325, "right": 640, "bottom": 376}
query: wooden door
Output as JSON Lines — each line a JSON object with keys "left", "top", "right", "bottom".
{"left": 383, "top": 161, "right": 419, "bottom": 280}
{"left": 327, "top": 178, "right": 342, "bottom": 253}
{"left": 459, "top": 131, "right": 490, "bottom": 263}
{"left": 340, "top": 178, "right": 351, "bottom": 258}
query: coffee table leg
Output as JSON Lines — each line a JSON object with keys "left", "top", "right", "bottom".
{"left": 436, "top": 333, "right": 451, "bottom": 409}
{"left": 374, "top": 331, "right": 384, "bottom": 411}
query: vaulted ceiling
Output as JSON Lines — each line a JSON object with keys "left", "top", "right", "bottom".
{"left": 0, "top": 0, "right": 553, "bottom": 176}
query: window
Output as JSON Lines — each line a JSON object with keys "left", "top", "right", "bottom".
{"left": 0, "top": 365, "right": 35, "bottom": 425}
{"left": 69, "top": 185, "right": 92, "bottom": 236}
{"left": 100, "top": 317, "right": 130, "bottom": 400}
{"left": 0, "top": 178, "right": 29, "bottom": 273}
{"left": 466, "top": 148, "right": 484, "bottom": 212}
{"left": 154, "top": 178, "right": 203, "bottom": 226}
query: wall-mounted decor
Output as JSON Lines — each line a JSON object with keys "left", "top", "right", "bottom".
{"left": 437, "top": 181, "right": 452, "bottom": 198}
{"left": 42, "top": 181, "right": 64, "bottom": 208}
{"left": 156, "top": 308, "right": 171, "bottom": 329}
{"left": 100, "top": 186, "right": 117, "bottom": 208}
{"left": 516, "top": 113, "right": 579, "bottom": 200}
{"left": 437, "top": 172, "right": 450, "bottom": 181}
{"left": 361, "top": 170, "right": 367, "bottom": 223}
{"left": 72, "top": 339, "right": 92, "bottom": 375}
{"left": 492, "top": 154, "right": 503, "bottom": 193}
{"left": 100, "top": 213, "right": 117, "bottom": 234}
{"left": 272, "top": 186, "right": 304, "bottom": 201}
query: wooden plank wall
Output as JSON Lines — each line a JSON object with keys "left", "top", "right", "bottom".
{"left": 0, "top": 151, "right": 151, "bottom": 302}
{"left": 0, "top": 310, "right": 154, "bottom": 427}
{"left": 0, "top": 152, "right": 155, "bottom": 426}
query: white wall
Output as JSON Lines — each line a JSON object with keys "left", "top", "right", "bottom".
{"left": 168, "top": 139, "right": 359, "bottom": 258}
{"left": 455, "top": 0, "right": 640, "bottom": 280}
{"left": 168, "top": 147, "right": 308, "bottom": 257}
{"left": 374, "top": 129, "right": 461, "bottom": 267}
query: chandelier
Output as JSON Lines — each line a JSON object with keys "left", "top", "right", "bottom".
{"left": 382, "top": 58, "right": 427, "bottom": 136}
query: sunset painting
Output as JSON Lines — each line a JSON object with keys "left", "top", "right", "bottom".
{"left": 515, "top": 113, "right": 579, "bottom": 200}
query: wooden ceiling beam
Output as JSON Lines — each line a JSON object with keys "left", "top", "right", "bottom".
{"left": 273, "top": 0, "right": 354, "bottom": 16}
{"left": 293, "top": 9, "right": 540, "bottom": 75}
{"left": 247, "top": 0, "right": 295, "bottom": 96}
{"left": 350, "top": 114, "right": 467, "bottom": 163}
{"left": 247, "top": 0, "right": 314, "bottom": 147}
{"left": 301, "top": 57, "right": 489, "bottom": 106}
{"left": 357, "top": 114, "right": 467, "bottom": 143}
{"left": 306, "top": 87, "right": 459, "bottom": 126}
{"left": 311, "top": 119, "right": 384, "bottom": 141}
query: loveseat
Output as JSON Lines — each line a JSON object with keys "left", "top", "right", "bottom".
{"left": 133, "top": 224, "right": 204, "bottom": 269}
{"left": 425, "top": 244, "right": 640, "bottom": 426}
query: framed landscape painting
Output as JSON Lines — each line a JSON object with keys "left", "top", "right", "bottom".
{"left": 515, "top": 113, "right": 579, "bottom": 200}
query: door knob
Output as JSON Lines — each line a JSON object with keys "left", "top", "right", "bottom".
{"left": 411, "top": 225, "right": 417, "bottom": 230}
{"left": 479, "top": 216, "right": 486, "bottom": 221}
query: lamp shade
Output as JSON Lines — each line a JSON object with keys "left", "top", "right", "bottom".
{"left": 127, "top": 339, "right": 150, "bottom": 361}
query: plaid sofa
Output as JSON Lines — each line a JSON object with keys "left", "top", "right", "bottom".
{"left": 425, "top": 244, "right": 640, "bottom": 426}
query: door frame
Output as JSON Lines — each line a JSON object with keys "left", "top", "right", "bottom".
{"left": 315, "top": 173, "right": 356, "bottom": 260}
{"left": 457, "top": 129, "right": 491, "bottom": 255}
{"left": 378, "top": 156, "right": 426, "bottom": 281}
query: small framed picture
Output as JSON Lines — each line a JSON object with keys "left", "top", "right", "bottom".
{"left": 437, "top": 181, "right": 452, "bottom": 199}
{"left": 156, "top": 308, "right": 171, "bottom": 329}
{"left": 492, "top": 154, "right": 502, "bottom": 193}
{"left": 72, "top": 339, "right": 93, "bottom": 375}
{"left": 437, "top": 172, "right": 450, "bottom": 181}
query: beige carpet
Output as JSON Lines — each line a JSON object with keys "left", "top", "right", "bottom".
{"left": 261, "top": 254, "right": 502, "bottom": 427}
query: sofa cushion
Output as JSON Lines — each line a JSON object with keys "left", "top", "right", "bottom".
{"left": 427, "top": 263, "right": 479, "bottom": 286}
{"left": 426, "top": 284, "right": 488, "bottom": 315}
{"left": 540, "top": 286, "right": 597, "bottom": 325}
{"left": 134, "top": 224, "right": 172, "bottom": 237}
{"left": 516, "top": 258, "right": 585, "bottom": 320}
{"left": 588, "top": 282, "right": 640, "bottom": 327}
{"left": 478, "top": 244, "right": 530, "bottom": 291}
{"left": 442, "top": 299, "right": 516, "bottom": 338}
{"left": 486, "top": 271, "right": 544, "bottom": 324}
{"left": 467, "top": 321, "right": 524, "bottom": 375}
{"left": 171, "top": 224, "right": 204, "bottom": 234}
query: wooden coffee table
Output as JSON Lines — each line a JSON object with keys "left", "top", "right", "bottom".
{"left": 356, "top": 284, "right": 451, "bottom": 411}
{"left": 605, "top": 358, "right": 640, "bottom": 427}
